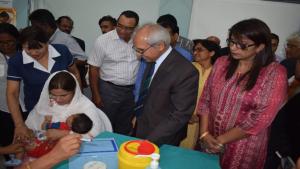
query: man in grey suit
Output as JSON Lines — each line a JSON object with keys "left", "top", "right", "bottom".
{"left": 133, "top": 23, "right": 199, "bottom": 146}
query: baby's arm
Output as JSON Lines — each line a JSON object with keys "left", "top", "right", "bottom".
{"left": 41, "top": 115, "right": 52, "bottom": 130}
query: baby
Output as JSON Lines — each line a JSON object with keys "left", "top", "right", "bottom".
{"left": 41, "top": 113, "right": 93, "bottom": 134}
{"left": 24, "top": 113, "right": 93, "bottom": 158}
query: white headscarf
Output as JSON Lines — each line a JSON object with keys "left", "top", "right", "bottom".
{"left": 25, "top": 71, "right": 112, "bottom": 137}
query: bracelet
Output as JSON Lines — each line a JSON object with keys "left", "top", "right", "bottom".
{"left": 26, "top": 162, "right": 32, "bottom": 169}
{"left": 199, "top": 131, "right": 209, "bottom": 140}
{"left": 217, "top": 143, "right": 224, "bottom": 148}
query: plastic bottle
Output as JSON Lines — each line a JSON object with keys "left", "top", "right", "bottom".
{"left": 146, "top": 153, "right": 161, "bottom": 169}
{"left": 34, "top": 130, "right": 47, "bottom": 140}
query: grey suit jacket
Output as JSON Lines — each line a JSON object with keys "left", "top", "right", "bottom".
{"left": 136, "top": 49, "right": 199, "bottom": 146}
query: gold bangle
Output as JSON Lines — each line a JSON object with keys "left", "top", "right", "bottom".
{"left": 26, "top": 162, "right": 32, "bottom": 169}
{"left": 199, "top": 131, "right": 209, "bottom": 140}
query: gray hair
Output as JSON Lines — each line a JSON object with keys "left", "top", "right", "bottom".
{"left": 139, "top": 23, "right": 171, "bottom": 47}
{"left": 287, "top": 31, "right": 300, "bottom": 44}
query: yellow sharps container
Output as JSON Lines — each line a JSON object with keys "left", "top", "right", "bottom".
{"left": 118, "top": 140, "right": 159, "bottom": 169}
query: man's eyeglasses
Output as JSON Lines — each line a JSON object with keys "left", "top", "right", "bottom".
{"left": 285, "top": 43, "right": 300, "bottom": 49}
{"left": 227, "top": 39, "right": 255, "bottom": 50}
{"left": 0, "top": 40, "right": 16, "bottom": 46}
{"left": 132, "top": 44, "right": 155, "bottom": 55}
{"left": 116, "top": 23, "right": 135, "bottom": 32}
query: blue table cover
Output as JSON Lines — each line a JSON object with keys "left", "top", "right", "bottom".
{"left": 54, "top": 131, "right": 221, "bottom": 169}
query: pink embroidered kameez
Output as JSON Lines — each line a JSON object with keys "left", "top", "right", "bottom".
{"left": 197, "top": 56, "right": 287, "bottom": 169}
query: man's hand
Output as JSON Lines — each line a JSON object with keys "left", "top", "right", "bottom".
{"left": 92, "top": 95, "right": 104, "bottom": 108}
{"left": 48, "top": 134, "right": 82, "bottom": 162}
{"left": 0, "top": 143, "right": 23, "bottom": 154}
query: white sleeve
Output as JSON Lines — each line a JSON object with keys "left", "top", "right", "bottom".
{"left": 25, "top": 108, "right": 45, "bottom": 130}
{"left": 66, "top": 35, "right": 86, "bottom": 61}
{"left": 82, "top": 107, "right": 112, "bottom": 138}
{"left": 87, "top": 37, "right": 105, "bottom": 67}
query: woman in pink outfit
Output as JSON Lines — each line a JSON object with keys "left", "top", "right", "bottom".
{"left": 197, "top": 18, "right": 287, "bottom": 169}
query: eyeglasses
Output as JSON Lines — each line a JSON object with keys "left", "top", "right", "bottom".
{"left": 132, "top": 44, "right": 155, "bottom": 55}
{"left": 227, "top": 39, "right": 255, "bottom": 50}
{"left": 116, "top": 23, "right": 136, "bottom": 32}
{"left": 285, "top": 43, "right": 300, "bottom": 49}
{"left": 193, "top": 47, "right": 208, "bottom": 53}
{"left": 0, "top": 40, "right": 16, "bottom": 46}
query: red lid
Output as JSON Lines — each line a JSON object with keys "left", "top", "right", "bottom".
{"left": 124, "top": 140, "right": 155, "bottom": 155}
{"left": 137, "top": 140, "right": 155, "bottom": 155}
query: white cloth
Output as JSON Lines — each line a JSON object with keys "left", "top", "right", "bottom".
{"left": 22, "top": 44, "right": 60, "bottom": 73}
{"left": 0, "top": 53, "right": 9, "bottom": 112}
{"left": 25, "top": 71, "right": 112, "bottom": 137}
{"left": 0, "top": 53, "right": 26, "bottom": 112}
{"left": 49, "top": 29, "right": 86, "bottom": 61}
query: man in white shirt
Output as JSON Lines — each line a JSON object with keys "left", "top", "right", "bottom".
{"left": 88, "top": 10, "right": 139, "bottom": 135}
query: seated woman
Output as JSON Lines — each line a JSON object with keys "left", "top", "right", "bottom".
{"left": 25, "top": 71, "right": 112, "bottom": 142}
{"left": 6, "top": 26, "right": 81, "bottom": 140}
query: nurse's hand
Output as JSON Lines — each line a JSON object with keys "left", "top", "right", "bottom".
{"left": 14, "top": 125, "right": 31, "bottom": 143}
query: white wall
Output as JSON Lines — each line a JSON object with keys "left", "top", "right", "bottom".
{"left": 13, "top": 0, "right": 29, "bottom": 29}
{"left": 43, "top": 0, "right": 160, "bottom": 54}
{"left": 189, "top": 0, "right": 300, "bottom": 57}
{"left": 159, "top": 0, "right": 193, "bottom": 37}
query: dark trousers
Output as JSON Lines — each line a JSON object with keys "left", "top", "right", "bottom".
{"left": 99, "top": 79, "right": 135, "bottom": 135}
{"left": 0, "top": 111, "right": 14, "bottom": 148}
{"left": 0, "top": 110, "right": 28, "bottom": 159}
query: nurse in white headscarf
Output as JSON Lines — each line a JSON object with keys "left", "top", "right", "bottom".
{"left": 25, "top": 70, "right": 112, "bottom": 140}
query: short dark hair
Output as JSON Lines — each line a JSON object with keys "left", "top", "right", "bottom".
{"left": 0, "top": 23, "right": 19, "bottom": 39}
{"left": 29, "top": 9, "right": 57, "bottom": 29}
{"left": 0, "top": 11, "right": 9, "bottom": 18}
{"left": 156, "top": 14, "right": 177, "bottom": 25}
{"left": 158, "top": 21, "right": 179, "bottom": 34}
{"left": 98, "top": 15, "right": 117, "bottom": 26}
{"left": 49, "top": 71, "right": 76, "bottom": 92}
{"left": 19, "top": 26, "right": 49, "bottom": 49}
{"left": 118, "top": 10, "right": 139, "bottom": 26}
{"left": 271, "top": 33, "right": 279, "bottom": 42}
{"left": 71, "top": 113, "right": 93, "bottom": 134}
{"left": 56, "top": 16, "right": 73, "bottom": 25}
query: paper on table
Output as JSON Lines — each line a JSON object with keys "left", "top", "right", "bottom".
{"left": 69, "top": 138, "right": 118, "bottom": 169}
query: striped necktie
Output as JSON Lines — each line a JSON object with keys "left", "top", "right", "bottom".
{"left": 134, "top": 61, "right": 155, "bottom": 116}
